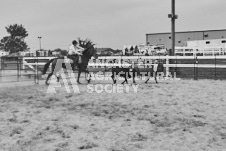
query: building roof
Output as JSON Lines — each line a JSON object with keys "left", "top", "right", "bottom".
{"left": 146, "top": 29, "right": 226, "bottom": 36}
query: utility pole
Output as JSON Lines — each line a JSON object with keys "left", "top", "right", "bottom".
{"left": 168, "top": 0, "right": 178, "bottom": 55}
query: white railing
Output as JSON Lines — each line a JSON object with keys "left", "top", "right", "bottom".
{"left": 21, "top": 56, "right": 226, "bottom": 72}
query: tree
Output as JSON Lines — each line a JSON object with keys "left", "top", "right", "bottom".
{"left": 53, "top": 48, "right": 68, "bottom": 56}
{"left": 0, "top": 24, "right": 29, "bottom": 54}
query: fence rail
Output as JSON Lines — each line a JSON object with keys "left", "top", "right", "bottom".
{"left": 1, "top": 55, "right": 226, "bottom": 83}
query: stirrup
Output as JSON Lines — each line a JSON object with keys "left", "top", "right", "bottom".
{"left": 78, "top": 58, "right": 82, "bottom": 63}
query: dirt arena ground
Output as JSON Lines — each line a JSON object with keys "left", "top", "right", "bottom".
{"left": 0, "top": 78, "right": 226, "bottom": 151}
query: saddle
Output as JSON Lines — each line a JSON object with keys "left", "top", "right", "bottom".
{"left": 64, "top": 55, "right": 82, "bottom": 64}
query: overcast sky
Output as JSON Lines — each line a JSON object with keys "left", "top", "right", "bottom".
{"left": 0, "top": 0, "right": 225, "bottom": 51}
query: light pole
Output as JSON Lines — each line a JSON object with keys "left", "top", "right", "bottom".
{"left": 38, "top": 37, "right": 42, "bottom": 52}
{"left": 168, "top": 0, "right": 178, "bottom": 55}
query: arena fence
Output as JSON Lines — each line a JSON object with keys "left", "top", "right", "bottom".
{"left": 89, "top": 55, "right": 226, "bottom": 80}
{"left": 0, "top": 55, "right": 226, "bottom": 83}
{"left": 0, "top": 57, "right": 40, "bottom": 83}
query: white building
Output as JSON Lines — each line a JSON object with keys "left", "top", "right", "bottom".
{"left": 175, "top": 39, "right": 226, "bottom": 56}
{"left": 0, "top": 50, "right": 9, "bottom": 56}
{"left": 186, "top": 39, "right": 226, "bottom": 47}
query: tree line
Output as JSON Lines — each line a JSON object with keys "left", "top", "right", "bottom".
{"left": 0, "top": 24, "right": 28, "bottom": 54}
{"left": 0, "top": 24, "right": 67, "bottom": 55}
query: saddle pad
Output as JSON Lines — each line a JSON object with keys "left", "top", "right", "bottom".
{"left": 64, "top": 57, "right": 73, "bottom": 63}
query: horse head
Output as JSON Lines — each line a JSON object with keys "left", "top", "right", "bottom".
{"left": 78, "top": 39, "right": 98, "bottom": 59}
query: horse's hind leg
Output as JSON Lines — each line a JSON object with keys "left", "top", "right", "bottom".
{"left": 121, "top": 77, "right": 127, "bottom": 84}
{"left": 145, "top": 72, "right": 151, "bottom": 84}
{"left": 125, "top": 78, "right": 128, "bottom": 84}
{"left": 111, "top": 74, "right": 116, "bottom": 84}
{"left": 145, "top": 78, "right": 150, "bottom": 84}
{"left": 86, "top": 70, "right": 91, "bottom": 83}
{"left": 57, "top": 76, "right": 60, "bottom": 82}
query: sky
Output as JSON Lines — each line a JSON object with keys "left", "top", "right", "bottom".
{"left": 0, "top": 0, "right": 226, "bottom": 52}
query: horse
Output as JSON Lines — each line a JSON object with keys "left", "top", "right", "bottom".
{"left": 111, "top": 66, "right": 132, "bottom": 84}
{"left": 110, "top": 59, "right": 132, "bottom": 84}
{"left": 42, "top": 40, "right": 97, "bottom": 85}
{"left": 110, "top": 60, "right": 164, "bottom": 84}
{"left": 132, "top": 62, "right": 164, "bottom": 84}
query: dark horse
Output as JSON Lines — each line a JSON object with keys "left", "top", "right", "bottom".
{"left": 111, "top": 61, "right": 164, "bottom": 84}
{"left": 42, "top": 40, "right": 97, "bottom": 85}
{"left": 132, "top": 63, "right": 164, "bottom": 84}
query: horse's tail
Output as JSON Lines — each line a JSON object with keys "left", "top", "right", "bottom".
{"left": 42, "top": 58, "right": 55, "bottom": 74}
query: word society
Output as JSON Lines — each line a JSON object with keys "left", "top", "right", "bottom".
{"left": 87, "top": 84, "right": 139, "bottom": 93}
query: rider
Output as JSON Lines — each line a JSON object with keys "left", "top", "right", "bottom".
{"left": 67, "top": 40, "right": 84, "bottom": 70}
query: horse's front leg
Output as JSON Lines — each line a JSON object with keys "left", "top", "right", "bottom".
{"left": 132, "top": 70, "right": 136, "bottom": 84}
{"left": 77, "top": 70, "right": 82, "bottom": 84}
{"left": 85, "top": 70, "right": 91, "bottom": 83}
{"left": 145, "top": 71, "right": 151, "bottom": 84}
{"left": 154, "top": 72, "right": 158, "bottom": 84}
{"left": 45, "top": 72, "right": 53, "bottom": 85}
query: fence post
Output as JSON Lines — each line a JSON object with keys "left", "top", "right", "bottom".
{"left": 214, "top": 54, "right": 216, "bottom": 80}
{"left": 34, "top": 56, "right": 39, "bottom": 84}
{"left": 37, "top": 56, "right": 39, "bottom": 84}
{"left": 166, "top": 55, "right": 169, "bottom": 77}
{"left": 175, "top": 55, "right": 177, "bottom": 79}
{"left": 196, "top": 56, "right": 198, "bottom": 80}
{"left": 104, "top": 56, "right": 106, "bottom": 79}
{"left": 0, "top": 57, "right": 2, "bottom": 82}
{"left": 17, "top": 57, "right": 19, "bottom": 82}
{"left": 193, "top": 55, "right": 197, "bottom": 80}
{"left": 34, "top": 57, "right": 36, "bottom": 84}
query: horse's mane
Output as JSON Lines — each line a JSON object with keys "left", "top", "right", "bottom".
{"left": 78, "top": 38, "right": 95, "bottom": 55}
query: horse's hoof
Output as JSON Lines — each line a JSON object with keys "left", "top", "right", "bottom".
{"left": 77, "top": 81, "right": 81, "bottom": 84}
{"left": 145, "top": 82, "right": 147, "bottom": 84}
{"left": 45, "top": 83, "right": 49, "bottom": 86}
{"left": 87, "top": 79, "right": 91, "bottom": 83}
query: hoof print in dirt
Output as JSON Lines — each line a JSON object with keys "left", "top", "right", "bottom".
{"left": 131, "top": 133, "right": 148, "bottom": 142}
{"left": 49, "top": 97, "right": 59, "bottom": 102}
{"left": 92, "top": 112, "right": 101, "bottom": 116}
{"left": 65, "top": 94, "right": 73, "bottom": 98}
{"left": 10, "top": 127, "right": 23, "bottom": 137}
{"left": 27, "top": 96, "right": 33, "bottom": 99}
{"left": 21, "top": 120, "right": 29, "bottom": 123}
{"left": 79, "top": 142, "right": 98, "bottom": 150}
{"left": 72, "top": 124, "right": 79, "bottom": 130}
{"left": 57, "top": 142, "right": 69, "bottom": 148}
